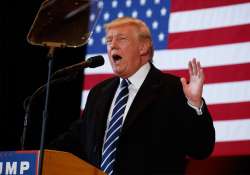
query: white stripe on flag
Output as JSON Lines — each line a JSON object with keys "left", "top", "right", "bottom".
{"left": 154, "top": 42, "right": 250, "bottom": 70}
{"left": 169, "top": 2, "right": 250, "bottom": 33}
{"left": 214, "top": 119, "right": 250, "bottom": 142}
{"left": 204, "top": 80, "right": 250, "bottom": 105}
{"left": 85, "top": 42, "right": 250, "bottom": 74}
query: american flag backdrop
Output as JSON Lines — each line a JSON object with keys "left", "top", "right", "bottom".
{"left": 82, "top": 0, "right": 250, "bottom": 156}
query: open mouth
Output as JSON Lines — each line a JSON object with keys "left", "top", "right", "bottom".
{"left": 112, "top": 54, "right": 122, "bottom": 62}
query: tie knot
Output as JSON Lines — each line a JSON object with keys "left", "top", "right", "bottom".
{"left": 121, "top": 79, "right": 130, "bottom": 88}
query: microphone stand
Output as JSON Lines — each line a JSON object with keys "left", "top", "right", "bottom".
{"left": 21, "top": 71, "right": 78, "bottom": 150}
{"left": 20, "top": 55, "right": 104, "bottom": 150}
{"left": 20, "top": 44, "right": 83, "bottom": 175}
{"left": 37, "top": 46, "right": 55, "bottom": 175}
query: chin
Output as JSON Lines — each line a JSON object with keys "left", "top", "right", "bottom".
{"left": 114, "top": 71, "right": 122, "bottom": 77}
{"left": 112, "top": 69, "right": 120, "bottom": 76}
{"left": 112, "top": 67, "right": 122, "bottom": 74}
{"left": 113, "top": 71, "right": 125, "bottom": 78}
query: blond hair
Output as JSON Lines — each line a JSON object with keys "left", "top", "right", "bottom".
{"left": 104, "top": 17, "right": 154, "bottom": 60}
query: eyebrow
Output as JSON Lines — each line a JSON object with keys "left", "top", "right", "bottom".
{"left": 106, "top": 33, "right": 127, "bottom": 38}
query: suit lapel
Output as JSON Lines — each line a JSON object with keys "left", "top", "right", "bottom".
{"left": 122, "top": 65, "right": 162, "bottom": 131}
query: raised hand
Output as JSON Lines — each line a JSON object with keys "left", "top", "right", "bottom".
{"left": 180, "top": 58, "right": 204, "bottom": 108}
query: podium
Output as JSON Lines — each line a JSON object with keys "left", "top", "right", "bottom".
{"left": 0, "top": 149, "right": 106, "bottom": 175}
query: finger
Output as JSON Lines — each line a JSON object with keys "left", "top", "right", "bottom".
{"left": 199, "top": 67, "right": 205, "bottom": 82}
{"left": 197, "top": 61, "right": 201, "bottom": 69}
{"left": 192, "top": 58, "right": 198, "bottom": 75}
{"left": 197, "top": 61, "right": 201, "bottom": 76}
{"left": 188, "top": 60, "right": 193, "bottom": 76}
{"left": 196, "top": 61, "right": 204, "bottom": 79}
{"left": 180, "top": 77, "right": 187, "bottom": 87}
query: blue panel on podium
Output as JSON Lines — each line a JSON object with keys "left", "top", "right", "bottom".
{"left": 0, "top": 151, "right": 38, "bottom": 175}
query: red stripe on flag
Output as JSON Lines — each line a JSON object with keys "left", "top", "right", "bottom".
{"left": 171, "top": 0, "right": 250, "bottom": 12}
{"left": 83, "top": 63, "right": 250, "bottom": 90}
{"left": 83, "top": 74, "right": 114, "bottom": 89}
{"left": 168, "top": 24, "right": 250, "bottom": 49}
{"left": 208, "top": 102, "right": 250, "bottom": 120}
{"left": 212, "top": 141, "right": 250, "bottom": 156}
{"left": 164, "top": 63, "right": 250, "bottom": 84}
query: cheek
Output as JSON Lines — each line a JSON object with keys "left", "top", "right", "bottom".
{"left": 107, "top": 47, "right": 111, "bottom": 55}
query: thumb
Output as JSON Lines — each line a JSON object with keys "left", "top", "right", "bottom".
{"left": 180, "top": 77, "right": 187, "bottom": 88}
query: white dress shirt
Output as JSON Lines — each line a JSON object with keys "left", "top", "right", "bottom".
{"left": 106, "top": 63, "right": 151, "bottom": 126}
{"left": 102, "top": 63, "right": 150, "bottom": 151}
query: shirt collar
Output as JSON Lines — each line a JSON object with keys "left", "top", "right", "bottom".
{"left": 120, "top": 63, "right": 150, "bottom": 90}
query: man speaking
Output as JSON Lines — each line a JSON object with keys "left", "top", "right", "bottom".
{"left": 50, "top": 17, "right": 215, "bottom": 175}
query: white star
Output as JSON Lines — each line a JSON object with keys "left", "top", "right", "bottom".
{"left": 152, "top": 21, "right": 158, "bottom": 29}
{"left": 90, "top": 14, "right": 95, "bottom": 21}
{"left": 102, "top": 37, "right": 106, "bottom": 45}
{"left": 95, "top": 25, "right": 102, "bottom": 33}
{"left": 158, "top": 32, "right": 165, "bottom": 41}
{"left": 103, "top": 12, "right": 110, "bottom": 21}
{"left": 126, "top": 0, "right": 132, "bottom": 7}
{"left": 88, "top": 37, "right": 94, "bottom": 46}
{"left": 146, "top": 9, "right": 152, "bottom": 18}
{"left": 154, "top": 0, "right": 160, "bottom": 4}
{"left": 161, "top": 7, "right": 167, "bottom": 16}
{"left": 131, "top": 11, "right": 138, "bottom": 18}
{"left": 140, "top": 0, "right": 146, "bottom": 6}
{"left": 98, "top": 1, "right": 104, "bottom": 8}
{"left": 112, "top": 0, "right": 118, "bottom": 8}
{"left": 118, "top": 12, "right": 124, "bottom": 18}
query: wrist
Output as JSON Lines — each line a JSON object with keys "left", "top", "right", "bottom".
{"left": 187, "top": 100, "right": 204, "bottom": 116}
{"left": 188, "top": 99, "right": 202, "bottom": 108}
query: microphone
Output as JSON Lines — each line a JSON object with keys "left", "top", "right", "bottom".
{"left": 52, "top": 55, "right": 104, "bottom": 78}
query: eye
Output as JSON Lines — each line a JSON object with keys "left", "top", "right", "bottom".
{"left": 106, "top": 38, "right": 112, "bottom": 44}
{"left": 118, "top": 36, "right": 127, "bottom": 41}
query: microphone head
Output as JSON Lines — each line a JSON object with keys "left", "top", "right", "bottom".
{"left": 87, "top": 55, "right": 105, "bottom": 68}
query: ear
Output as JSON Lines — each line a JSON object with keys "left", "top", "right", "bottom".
{"left": 139, "top": 41, "right": 149, "bottom": 56}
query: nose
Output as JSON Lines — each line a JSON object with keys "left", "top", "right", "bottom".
{"left": 108, "top": 38, "right": 119, "bottom": 50}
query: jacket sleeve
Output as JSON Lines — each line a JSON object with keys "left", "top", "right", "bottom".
{"left": 47, "top": 117, "right": 84, "bottom": 154}
{"left": 176, "top": 80, "right": 216, "bottom": 160}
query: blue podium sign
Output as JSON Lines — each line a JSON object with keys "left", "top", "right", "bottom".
{"left": 0, "top": 151, "right": 38, "bottom": 175}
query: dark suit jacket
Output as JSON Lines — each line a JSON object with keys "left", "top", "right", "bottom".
{"left": 50, "top": 64, "right": 215, "bottom": 175}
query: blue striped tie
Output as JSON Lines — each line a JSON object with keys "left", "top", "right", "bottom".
{"left": 101, "top": 79, "right": 130, "bottom": 175}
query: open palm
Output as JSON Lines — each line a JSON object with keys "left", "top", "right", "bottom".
{"left": 180, "top": 58, "right": 204, "bottom": 107}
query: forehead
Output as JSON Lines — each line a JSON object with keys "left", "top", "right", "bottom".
{"left": 106, "top": 25, "right": 138, "bottom": 37}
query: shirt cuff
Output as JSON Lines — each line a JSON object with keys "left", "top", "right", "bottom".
{"left": 187, "top": 100, "right": 204, "bottom": 116}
